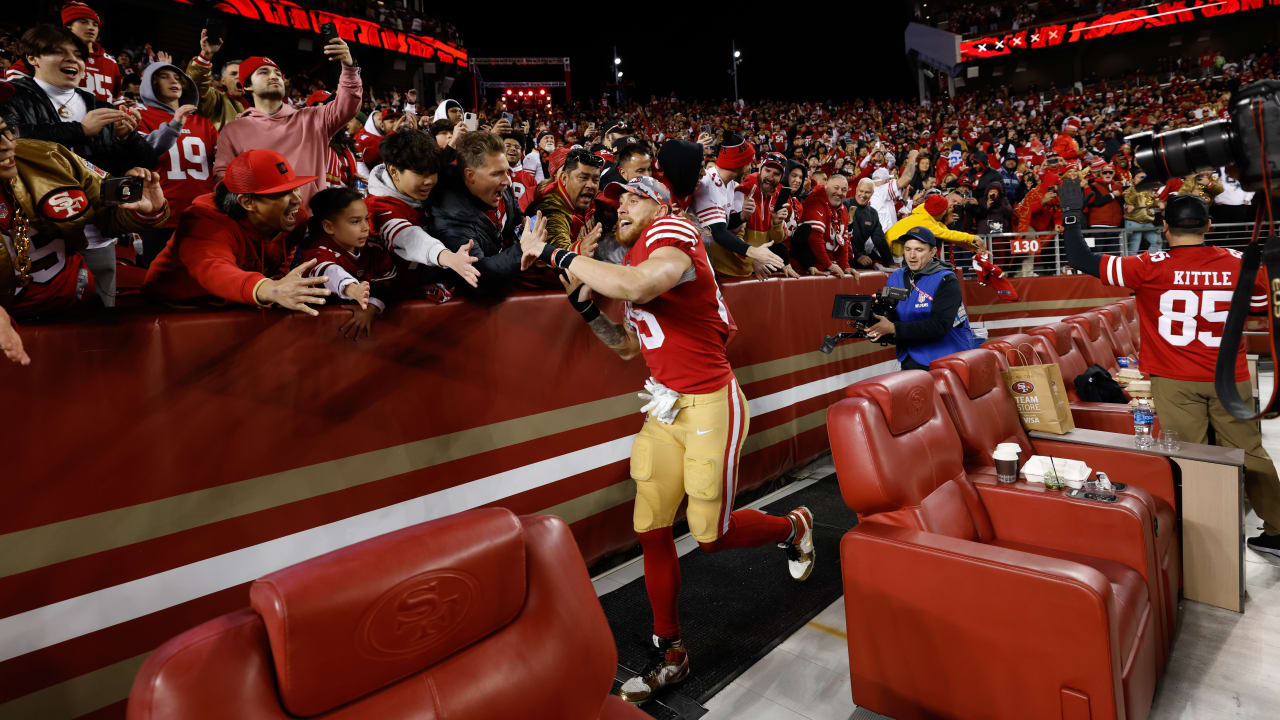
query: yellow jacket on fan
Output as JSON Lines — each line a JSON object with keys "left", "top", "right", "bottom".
{"left": 886, "top": 202, "right": 980, "bottom": 257}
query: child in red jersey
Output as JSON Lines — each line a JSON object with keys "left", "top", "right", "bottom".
{"left": 299, "top": 187, "right": 396, "bottom": 339}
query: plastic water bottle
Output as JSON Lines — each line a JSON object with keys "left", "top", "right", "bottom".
{"left": 1133, "top": 399, "right": 1155, "bottom": 449}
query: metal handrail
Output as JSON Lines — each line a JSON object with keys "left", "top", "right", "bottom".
{"left": 936, "top": 222, "right": 1260, "bottom": 277}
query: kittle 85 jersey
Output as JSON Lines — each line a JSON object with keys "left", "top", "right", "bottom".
{"left": 624, "top": 215, "right": 737, "bottom": 394}
{"left": 1100, "top": 246, "right": 1267, "bottom": 382}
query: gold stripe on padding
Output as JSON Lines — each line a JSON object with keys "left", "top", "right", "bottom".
{"left": 733, "top": 341, "right": 877, "bottom": 385}
{"left": 0, "top": 392, "right": 632, "bottom": 579}
{"left": 0, "top": 653, "right": 147, "bottom": 720}
{"left": 0, "top": 349, "right": 859, "bottom": 579}
{"left": 968, "top": 297, "right": 1124, "bottom": 314}
{"left": 741, "top": 409, "right": 828, "bottom": 455}
{"left": 539, "top": 479, "right": 637, "bottom": 525}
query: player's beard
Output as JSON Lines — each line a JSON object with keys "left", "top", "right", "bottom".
{"left": 615, "top": 216, "right": 649, "bottom": 247}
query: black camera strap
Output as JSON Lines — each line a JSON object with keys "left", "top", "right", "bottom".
{"left": 1214, "top": 235, "right": 1277, "bottom": 420}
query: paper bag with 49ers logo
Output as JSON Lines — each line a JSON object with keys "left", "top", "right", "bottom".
{"left": 1003, "top": 362, "right": 1075, "bottom": 434}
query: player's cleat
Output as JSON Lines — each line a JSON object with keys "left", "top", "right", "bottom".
{"left": 780, "top": 506, "right": 816, "bottom": 581}
{"left": 618, "top": 635, "right": 690, "bottom": 705}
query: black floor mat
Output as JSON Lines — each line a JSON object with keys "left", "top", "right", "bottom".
{"left": 601, "top": 474, "right": 857, "bottom": 718}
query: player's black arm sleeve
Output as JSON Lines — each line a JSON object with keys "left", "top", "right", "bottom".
{"left": 892, "top": 273, "right": 963, "bottom": 343}
{"left": 706, "top": 221, "right": 753, "bottom": 256}
{"left": 727, "top": 210, "right": 746, "bottom": 231}
{"left": 1060, "top": 179, "right": 1102, "bottom": 278}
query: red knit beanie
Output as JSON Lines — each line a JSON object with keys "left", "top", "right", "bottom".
{"left": 924, "top": 194, "right": 949, "bottom": 218}
{"left": 61, "top": 2, "right": 100, "bottom": 26}
{"left": 716, "top": 139, "right": 755, "bottom": 171}
{"left": 1040, "top": 171, "right": 1062, "bottom": 188}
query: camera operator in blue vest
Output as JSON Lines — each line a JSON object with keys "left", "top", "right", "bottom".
{"left": 862, "top": 226, "right": 979, "bottom": 370}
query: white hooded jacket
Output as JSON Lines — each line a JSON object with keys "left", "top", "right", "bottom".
{"left": 367, "top": 164, "right": 450, "bottom": 268}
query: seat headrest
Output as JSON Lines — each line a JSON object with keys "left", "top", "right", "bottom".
{"left": 931, "top": 350, "right": 1004, "bottom": 399}
{"left": 1032, "top": 322, "right": 1075, "bottom": 355}
{"left": 1064, "top": 314, "right": 1100, "bottom": 340}
{"left": 985, "top": 333, "right": 1042, "bottom": 366}
{"left": 249, "top": 508, "right": 527, "bottom": 717}
{"left": 845, "top": 370, "right": 938, "bottom": 435}
{"left": 1098, "top": 306, "right": 1123, "bottom": 329}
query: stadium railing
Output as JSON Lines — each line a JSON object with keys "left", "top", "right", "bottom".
{"left": 937, "top": 222, "right": 1258, "bottom": 277}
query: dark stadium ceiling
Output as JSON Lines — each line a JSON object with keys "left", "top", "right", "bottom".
{"left": 440, "top": 5, "right": 917, "bottom": 101}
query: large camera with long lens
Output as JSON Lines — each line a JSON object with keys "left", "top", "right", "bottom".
{"left": 820, "top": 286, "right": 910, "bottom": 354}
{"left": 1128, "top": 79, "right": 1280, "bottom": 191}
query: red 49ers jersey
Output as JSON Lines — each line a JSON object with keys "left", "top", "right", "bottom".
{"left": 137, "top": 108, "right": 219, "bottom": 228}
{"left": 623, "top": 215, "right": 737, "bottom": 394}
{"left": 81, "top": 47, "right": 121, "bottom": 102}
{"left": 1100, "top": 246, "right": 1267, "bottom": 382}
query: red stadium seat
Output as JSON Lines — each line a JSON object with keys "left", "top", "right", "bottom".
{"left": 1064, "top": 313, "right": 1122, "bottom": 374}
{"left": 1026, "top": 322, "right": 1092, "bottom": 399}
{"left": 127, "top": 509, "right": 646, "bottom": 720}
{"left": 830, "top": 370, "right": 1160, "bottom": 720}
{"left": 984, "top": 332, "right": 1154, "bottom": 434}
{"left": 931, "top": 349, "right": 1180, "bottom": 651}
{"left": 1120, "top": 298, "right": 1141, "bottom": 345}
{"left": 1099, "top": 304, "right": 1139, "bottom": 359}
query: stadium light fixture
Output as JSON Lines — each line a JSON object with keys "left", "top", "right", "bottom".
{"left": 734, "top": 50, "right": 741, "bottom": 58}
{"left": 617, "top": 71, "right": 623, "bottom": 78}
{"left": 539, "top": 89, "right": 546, "bottom": 95}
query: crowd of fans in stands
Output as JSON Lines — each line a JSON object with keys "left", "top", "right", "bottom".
{"left": 0, "top": 1, "right": 1272, "bottom": 367}
{"left": 920, "top": 0, "right": 1151, "bottom": 35}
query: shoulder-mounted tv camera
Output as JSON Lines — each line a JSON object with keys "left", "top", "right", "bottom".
{"left": 820, "top": 286, "right": 910, "bottom": 354}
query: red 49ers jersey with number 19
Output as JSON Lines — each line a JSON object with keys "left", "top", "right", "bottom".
{"left": 137, "top": 108, "right": 219, "bottom": 228}
{"left": 623, "top": 215, "right": 737, "bottom": 395}
{"left": 1099, "top": 246, "right": 1267, "bottom": 382}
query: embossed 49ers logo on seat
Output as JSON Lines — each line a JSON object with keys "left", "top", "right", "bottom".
{"left": 358, "top": 570, "right": 478, "bottom": 657}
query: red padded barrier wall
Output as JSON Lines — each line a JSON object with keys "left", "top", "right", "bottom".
{"left": 0, "top": 272, "right": 1126, "bottom": 718}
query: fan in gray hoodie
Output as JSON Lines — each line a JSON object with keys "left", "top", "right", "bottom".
{"left": 136, "top": 61, "right": 203, "bottom": 154}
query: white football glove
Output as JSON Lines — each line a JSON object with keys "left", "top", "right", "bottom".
{"left": 638, "top": 377, "right": 681, "bottom": 424}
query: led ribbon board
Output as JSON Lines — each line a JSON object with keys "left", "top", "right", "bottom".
{"left": 199, "top": 0, "right": 467, "bottom": 65}
{"left": 960, "top": 0, "right": 1279, "bottom": 62}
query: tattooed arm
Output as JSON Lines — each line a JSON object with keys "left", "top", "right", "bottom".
{"left": 561, "top": 274, "right": 642, "bottom": 361}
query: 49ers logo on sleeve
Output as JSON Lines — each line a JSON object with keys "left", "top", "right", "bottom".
{"left": 38, "top": 187, "right": 90, "bottom": 222}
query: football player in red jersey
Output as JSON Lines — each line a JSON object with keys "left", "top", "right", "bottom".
{"left": 62, "top": 3, "right": 120, "bottom": 102}
{"left": 519, "top": 176, "right": 817, "bottom": 706}
{"left": 1062, "top": 180, "right": 1280, "bottom": 558}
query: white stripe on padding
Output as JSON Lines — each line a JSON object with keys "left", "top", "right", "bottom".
{"left": 0, "top": 436, "right": 634, "bottom": 663}
{"left": 978, "top": 315, "right": 1067, "bottom": 330}
{"left": 0, "top": 361, "right": 893, "bottom": 661}
{"left": 747, "top": 360, "right": 900, "bottom": 417}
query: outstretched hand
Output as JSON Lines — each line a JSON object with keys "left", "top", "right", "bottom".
{"left": 519, "top": 212, "right": 548, "bottom": 271}
{"left": 745, "top": 240, "right": 783, "bottom": 272}
{"left": 0, "top": 307, "right": 30, "bottom": 366}
{"left": 254, "top": 259, "right": 330, "bottom": 315}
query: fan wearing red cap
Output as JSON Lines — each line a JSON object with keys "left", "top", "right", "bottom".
{"left": 692, "top": 134, "right": 784, "bottom": 274}
{"left": 0, "top": 95, "right": 169, "bottom": 321}
{"left": 61, "top": 3, "right": 120, "bottom": 102}
{"left": 145, "top": 149, "right": 331, "bottom": 313}
{"left": 709, "top": 150, "right": 794, "bottom": 278}
{"left": 212, "top": 33, "right": 361, "bottom": 207}
{"left": 354, "top": 106, "right": 405, "bottom": 173}
{"left": 885, "top": 191, "right": 984, "bottom": 260}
